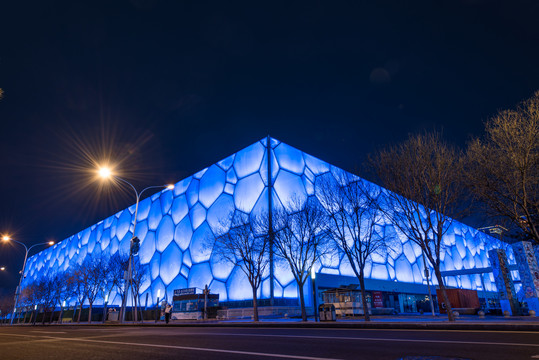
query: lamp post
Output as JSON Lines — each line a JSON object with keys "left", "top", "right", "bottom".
{"left": 311, "top": 267, "right": 318, "bottom": 322}
{"left": 1, "top": 236, "right": 54, "bottom": 325}
{"left": 98, "top": 167, "right": 174, "bottom": 323}
{"left": 155, "top": 289, "right": 161, "bottom": 323}
{"left": 420, "top": 250, "right": 436, "bottom": 317}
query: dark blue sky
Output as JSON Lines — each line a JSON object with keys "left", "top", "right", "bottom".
{"left": 1, "top": 0, "right": 538, "bottom": 292}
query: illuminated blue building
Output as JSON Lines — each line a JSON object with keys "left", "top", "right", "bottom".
{"left": 22, "top": 137, "right": 513, "bottom": 310}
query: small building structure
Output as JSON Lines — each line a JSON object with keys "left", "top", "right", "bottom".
{"left": 172, "top": 288, "right": 219, "bottom": 320}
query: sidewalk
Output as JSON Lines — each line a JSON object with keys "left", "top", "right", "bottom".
{"left": 7, "top": 314, "right": 537, "bottom": 331}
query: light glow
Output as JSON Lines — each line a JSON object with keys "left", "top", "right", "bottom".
{"left": 99, "top": 167, "right": 112, "bottom": 179}
{"left": 48, "top": 241, "right": 55, "bottom": 246}
{"left": 2, "top": 235, "right": 11, "bottom": 241}
{"left": 166, "top": 184, "right": 175, "bottom": 190}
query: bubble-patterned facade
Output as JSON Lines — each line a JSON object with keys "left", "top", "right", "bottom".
{"left": 22, "top": 137, "right": 512, "bottom": 306}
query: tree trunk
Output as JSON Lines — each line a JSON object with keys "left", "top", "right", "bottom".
{"left": 134, "top": 293, "right": 138, "bottom": 322}
{"left": 298, "top": 281, "right": 307, "bottom": 321}
{"left": 252, "top": 287, "right": 259, "bottom": 322}
{"left": 58, "top": 306, "right": 64, "bottom": 324}
{"left": 88, "top": 303, "right": 93, "bottom": 323}
{"left": 434, "top": 267, "right": 455, "bottom": 322}
{"left": 103, "top": 302, "right": 108, "bottom": 323}
{"left": 359, "top": 274, "right": 371, "bottom": 322}
{"left": 49, "top": 308, "right": 54, "bottom": 323}
{"left": 77, "top": 303, "right": 83, "bottom": 323}
{"left": 23, "top": 309, "right": 29, "bottom": 324}
{"left": 119, "top": 295, "right": 125, "bottom": 323}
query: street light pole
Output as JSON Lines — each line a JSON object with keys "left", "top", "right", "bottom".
{"left": 98, "top": 169, "right": 173, "bottom": 323}
{"left": 1, "top": 236, "right": 54, "bottom": 325}
{"left": 311, "top": 267, "right": 318, "bottom": 322}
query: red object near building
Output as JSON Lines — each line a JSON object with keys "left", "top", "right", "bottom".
{"left": 436, "top": 289, "right": 480, "bottom": 314}
{"left": 373, "top": 291, "right": 384, "bottom": 308}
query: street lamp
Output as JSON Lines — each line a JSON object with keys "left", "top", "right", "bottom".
{"left": 1, "top": 236, "right": 54, "bottom": 325}
{"left": 98, "top": 167, "right": 174, "bottom": 323}
{"left": 311, "top": 267, "right": 318, "bottom": 322}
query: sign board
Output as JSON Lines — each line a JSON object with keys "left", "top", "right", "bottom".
{"left": 373, "top": 291, "right": 384, "bottom": 308}
{"left": 174, "top": 287, "right": 196, "bottom": 296}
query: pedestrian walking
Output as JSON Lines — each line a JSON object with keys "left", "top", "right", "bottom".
{"left": 164, "top": 303, "right": 172, "bottom": 324}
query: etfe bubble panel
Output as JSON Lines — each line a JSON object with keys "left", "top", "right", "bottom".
{"left": 23, "top": 138, "right": 511, "bottom": 306}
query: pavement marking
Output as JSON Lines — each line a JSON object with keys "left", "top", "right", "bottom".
{"left": 31, "top": 331, "right": 66, "bottom": 334}
{"left": 190, "top": 332, "right": 539, "bottom": 347}
{"left": 0, "top": 333, "right": 342, "bottom": 360}
{"left": 236, "top": 326, "right": 539, "bottom": 335}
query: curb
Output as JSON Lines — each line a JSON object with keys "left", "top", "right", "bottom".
{"left": 5, "top": 321, "right": 539, "bottom": 332}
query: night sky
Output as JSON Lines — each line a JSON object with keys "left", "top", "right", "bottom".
{"left": 1, "top": 1, "right": 538, "bottom": 294}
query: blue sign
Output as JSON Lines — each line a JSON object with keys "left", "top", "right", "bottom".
{"left": 174, "top": 288, "right": 196, "bottom": 296}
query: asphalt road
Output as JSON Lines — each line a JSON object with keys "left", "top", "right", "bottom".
{"left": 0, "top": 325, "right": 538, "bottom": 360}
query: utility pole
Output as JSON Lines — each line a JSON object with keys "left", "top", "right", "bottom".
{"left": 267, "top": 135, "right": 275, "bottom": 306}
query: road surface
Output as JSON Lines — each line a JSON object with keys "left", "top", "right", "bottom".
{"left": 0, "top": 325, "right": 538, "bottom": 359}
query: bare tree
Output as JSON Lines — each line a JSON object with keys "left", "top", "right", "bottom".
{"left": 109, "top": 252, "right": 130, "bottom": 320}
{"left": 18, "top": 284, "right": 38, "bottom": 323}
{"left": 273, "top": 196, "right": 331, "bottom": 321}
{"left": 72, "top": 257, "right": 101, "bottom": 323}
{"left": 371, "top": 132, "right": 467, "bottom": 322}
{"left": 52, "top": 271, "right": 76, "bottom": 323}
{"left": 130, "top": 256, "right": 149, "bottom": 322}
{"left": 99, "top": 256, "right": 119, "bottom": 322}
{"left": 83, "top": 257, "right": 105, "bottom": 323}
{"left": 316, "top": 170, "right": 389, "bottom": 321}
{"left": 0, "top": 293, "right": 14, "bottom": 323}
{"left": 32, "top": 275, "right": 56, "bottom": 324}
{"left": 467, "top": 91, "right": 539, "bottom": 244}
{"left": 73, "top": 266, "right": 87, "bottom": 323}
{"left": 212, "top": 212, "right": 270, "bottom": 321}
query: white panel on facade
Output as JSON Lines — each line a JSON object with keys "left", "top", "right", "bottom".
{"left": 304, "top": 153, "right": 330, "bottom": 175}
{"left": 148, "top": 199, "right": 163, "bottom": 231}
{"left": 234, "top": 173, "right": 265, "bottom": 213}
{"left": 188, "top": 262, "right": 213, "bottom": 290}
{"left": 160, "top": 189, "right": 174, "bottom": 215}
{"left": 199, "top": 165, "right": 226, "bottom": 208}
{"left": 160, "top": 242, "right": 182, "bottom": 285}
{"left": 227, "top": 267, "right": 256, "bottom": 301}
{"left": 273, "top": 170, "right": 307, "bottom": 208}
{"left": 189, "top": 203, "right": 207, "bottom": 230}
{"left": 233, "top": 141, "right": 265, "bottom": 179}
{"left": 173, "top": 176, "right": 192, "bottom": 197}
{"left": 207, "top": 194, "right": 235, "bottom": 235}
{"left": 156, "top": 215, "right": 175, "bottom": 253}
{"left": 190, "top": 222, "right": 213, "bottom": 264}
{"left": 139, "top": 231, "right": 156, "bottom": 264}
{"left": 209, "top": 279, "right": 228, "bottom": 302}
{"left": 174, "top": 216, "right": 193, "bottom": 251}
{"left": 274, "top": 142, "right": 305, "bottom": 175}
{"left": 217, "top": 154, "right": 235, "bottom": 171}
{"left": 171, "top": 195, "right": 189, "bottom": 224}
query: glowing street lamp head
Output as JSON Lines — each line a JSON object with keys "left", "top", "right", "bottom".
{"left": 98, "top": 167, "right": 112, "bottom": 179}
{"left": 0, "top": 266, "right": 5, "bottom": 271}
{"left": 166, "top": 184, "right": 175, "bottom": 190}
{"left": 2, "top": 235, "right": 11, "bottom": 242}
{"left": 48, "top": 241, "right": 55, "bottom": 246}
